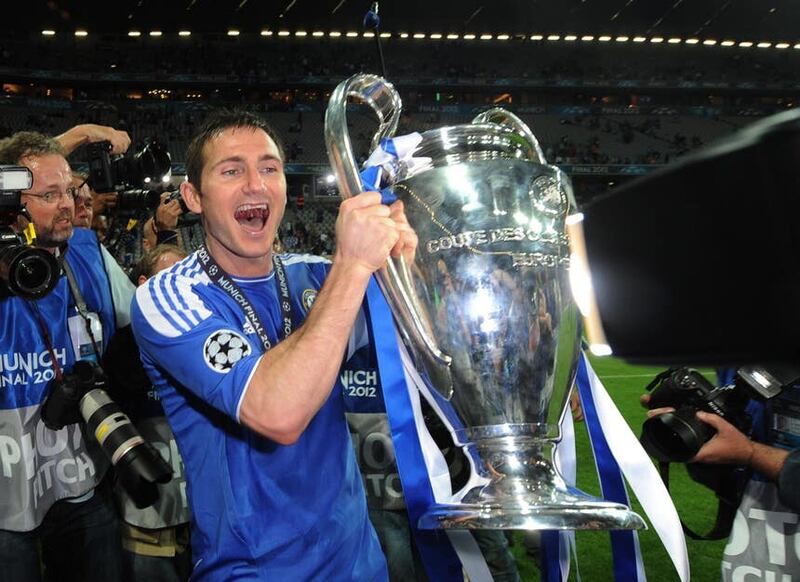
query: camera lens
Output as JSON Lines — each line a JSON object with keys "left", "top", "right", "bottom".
{"left": 116, "top": 189, "right": 161, "bottom": 214}
{"left": 0, "top": 243, "right": 59, "bottom": 299}
{"left": 641, "top": 407, "right": 715, "bottom": 462}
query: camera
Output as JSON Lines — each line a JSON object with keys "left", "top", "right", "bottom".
{"left": 640, "top": 368, "right": 752, "bottom": 463}
{"left": 86, "top": 139, "right": 171, "bottom": 214}
{"left": 0, "top": 166, "right": 60, "bottom": 299}
{"left": 41, "top": 360, "right": 172, "bottom": 508}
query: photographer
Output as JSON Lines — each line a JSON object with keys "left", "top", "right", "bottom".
{"left": 105, "top": 244, "right": 191, "bottom": 582}
{"left": 0, "top": 128, "right": 134, "bottom": 581}
{"left": 642, "top": 374, "right": 800, "bottom": 580}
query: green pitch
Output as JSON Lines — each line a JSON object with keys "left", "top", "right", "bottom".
{"left": 509, "top": 355, "right": 727, "bottom": 581}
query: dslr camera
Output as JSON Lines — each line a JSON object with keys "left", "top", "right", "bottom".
{"left": 41, "top": 360, "right": 172, "bottom": 508}
{"left": 0, "top": 166, "right": 60, "bottom": 299}
{"left": 640, "top": 368, "right": 751, "bottom": 463}
{"left": 641, "top": 365, "right": 800, "bottom": 463}
{"left": 86, "top": 139, "right": 172, "bottom": 215}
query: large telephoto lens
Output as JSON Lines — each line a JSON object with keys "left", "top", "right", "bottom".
{"left": 80, "top": 388, "right": 172, "bottom": 507}
{"left": 0, "top": 238, "right": 59, "bottom": 299}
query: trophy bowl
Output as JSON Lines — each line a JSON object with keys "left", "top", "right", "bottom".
{"left": 326, "top": 74, "right": 645, "bottom": 531}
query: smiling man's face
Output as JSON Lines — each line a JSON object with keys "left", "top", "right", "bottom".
{"left": 181, "top": 126, "right": 286, "bottom": 277}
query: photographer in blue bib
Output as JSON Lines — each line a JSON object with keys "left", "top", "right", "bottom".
{"left": 641, "top": 367, "right": 800, "bottom": 581}
{"left": 0, "top": 125, "right": 136, "bottom": 581}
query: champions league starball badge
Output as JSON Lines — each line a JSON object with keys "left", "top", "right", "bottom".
{"left": 203, "top": 330, "right": 252, "bottom": 373}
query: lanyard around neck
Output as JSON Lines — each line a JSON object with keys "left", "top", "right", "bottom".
{"left": 196, "top": 245, "right": 293, "bottom": 352}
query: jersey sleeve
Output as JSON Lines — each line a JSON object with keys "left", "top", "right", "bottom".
{"left": 130, "top": 271, "right": 261, "bottom": 422}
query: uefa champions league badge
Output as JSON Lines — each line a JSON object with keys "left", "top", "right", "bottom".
{"left": 302, "top": 289, "right": 317, "bottom": 313}
{"left": 203, "top": 330, "right": 252, "bottom": 373}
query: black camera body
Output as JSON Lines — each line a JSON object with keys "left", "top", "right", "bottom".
{"left": 42, "top": 360, "right": 172, "bottom": 508}
{"left": 0, "top": 167, "right": 59, "bottom": 300}
{"left": 86, "top": 139, "right": 171, "bottom": 214}
{"left": 640, "top": 368, "right": 752, "bottom": 463}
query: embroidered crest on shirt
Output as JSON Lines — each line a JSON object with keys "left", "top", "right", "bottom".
{"left": 302, "top": 289, "right": 317, "bottom": 313}
{"left": 203, "top": 330, "right": 252, "bottom": 373}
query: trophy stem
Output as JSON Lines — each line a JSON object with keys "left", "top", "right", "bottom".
{"left": 418, "top": 436, "right": 645, "bottom": 531}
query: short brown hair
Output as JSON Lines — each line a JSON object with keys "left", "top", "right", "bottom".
{"left": 130, "top": 244, "right": 187, "bottom": 284}
{"left": 0, "top": 131, "right": 65, "bottom": 165}
{"left": 185, "top": 109, "right": 284, "bottom": 193}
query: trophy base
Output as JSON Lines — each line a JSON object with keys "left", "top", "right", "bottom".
{"left": 418, "top": 488, "right": 646, "bottom": 531}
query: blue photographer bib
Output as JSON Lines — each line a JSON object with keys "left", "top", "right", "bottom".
{"left": 0, "top": 229, "right": 121, "bottom": 531}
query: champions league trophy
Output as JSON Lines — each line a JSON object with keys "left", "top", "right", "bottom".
{"left": 325, "top": 74, "right": 644, "bottom": 531}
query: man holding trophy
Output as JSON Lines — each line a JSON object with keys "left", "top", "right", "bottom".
{"left": 131, "top": 109, "right": 417, "bottom": 579}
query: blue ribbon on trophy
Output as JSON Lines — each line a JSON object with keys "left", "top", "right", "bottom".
{"left": 366, "top": 278, "right": 484, "bottom": 581}
{"left": 357, "top": 128, "right": 690, "bottom": 582}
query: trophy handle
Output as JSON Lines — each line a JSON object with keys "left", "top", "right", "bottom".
{"left": 325, "top": 74, "right": 454, "bottom": 391}
{"left": 471, "top": 108, "right": 548, "bottom": 164}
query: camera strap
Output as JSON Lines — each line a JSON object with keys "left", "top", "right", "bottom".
{"left": 658, "top": 461, "right": 740, "bottom": 540}
{"left": 62, "top": 259, "right": 103, "bottom": 360}
{"left": 196, "top": 245, "right": 293, "bottom": 352}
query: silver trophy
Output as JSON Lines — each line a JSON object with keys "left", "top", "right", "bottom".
{"left": 325, "top": 74, "right": 644, "bottom": 531}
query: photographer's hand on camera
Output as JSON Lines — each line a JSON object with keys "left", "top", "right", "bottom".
{"left": 56, "top": 124, "right": 132, "bottom": 156}
{"left": 154, "top": 191, "right": 182, "bottom": 232}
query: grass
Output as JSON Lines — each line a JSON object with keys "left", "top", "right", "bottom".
{"left": 508, "top": 355, "right": 727, "bottom": 581}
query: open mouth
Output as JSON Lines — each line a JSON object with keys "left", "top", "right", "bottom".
{"left": 234, "top": 203, "right": 269, "bottom": 232}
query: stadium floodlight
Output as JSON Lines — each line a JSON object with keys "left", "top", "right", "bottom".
{"left": 721, "top": 40, "right": 735, "bottom": 46}
{"left": 75, "top": 30, "right": 88, "bottom": 37}
{"left": 739, "top": 41, "right": 753, "bottom": 47}
{"left": 598, "top": 35, "right": 612, "bottom": 42}
{"left": 497, "top": 34, "right": 510, "bottom": 40}
{"left": 615, "top": 36, "right": 629, "bottom": 42}
{"left": 413, "top": 33, "right": 426, "bottom": 39}
{"left": 650, "top": 36, "right": 664, "bottom": 43}
{"left": 179, "top": 30, "right": 191, "bottom": 37}
{"left": 41, "top": 30, "right": 55, "bottom": 36}
{"left": 399, "top": 32, "right": 409, "bottom": 38}
{"left": 227, "top": 30, "right": 240, "bottom": 36}
{"left": 776, "top": 43, "right": 790, "bottom": 49}
{"left": 530, "top": 34, "right": 544, "bottom": 41}
{"left": 757, "top": 42, "right": 772, "bottom": 48}
{"left": 128, "top": 31, "right": 141, "bottom": 37}
{"left": 480, "top": 34, "right": 493, "bottom": 40}
{"left": 794, "top": 43, "right": 800, "bottom": 49}
{"left": 703, "top": 39, "right": 717, "bottom": 46}
{"left": 346, "top": 31, "right": 359, "bottom": 37}
{"left": 329, "top": 31, "right": 342, "bottom": 37}
{"left": 685, "top": 38, "right": 699, "bottom": 45}
{"left": 463, "top": 33, "right": 476, "bottom": 40}
{"left": 295, "top": 31, "right": 307, "bottom": 37}
{"left": 446, "top": 33, "right": 459, "bottom": 40}
{"left": 278, "top": 30, "right": 290, "bottom": 37}
{"left": 430, "top": 33, "right": 443, "bottom": 39}
{"left": 667, "top": 37, "right": 682, "bottom": 44}
{"left": 546, "top": 34, "right": 560, "bottom": 41}
{"left": 581, "top": 35, "right": 594, "bottom": 42}
{"left": 312, "top": 31, "right": 324, "bottom": 37}
{"left": 633, "top": 36, "right": 646, "bottom": 43}
{"left": 363, "top": 31, "right": 375, "bottom": 38}
{"left": 149, "top": 31, "right": 162, "bottom": 37}
{"left": 261, "top": 30, "right": 273, "bottom": 36}
{"left": 564, "top": 35, "right": 577, "bottom": 42}
{"left": 380, "top": 32, "right": 391, "bottom": 38}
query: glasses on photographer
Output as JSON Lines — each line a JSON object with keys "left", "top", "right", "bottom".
{"left": 23, "top": 187, "right": 80, "bottom": 205}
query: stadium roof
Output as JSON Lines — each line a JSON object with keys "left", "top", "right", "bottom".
{"left": 19, "top": 0, "right": 800, "bottom": 42}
